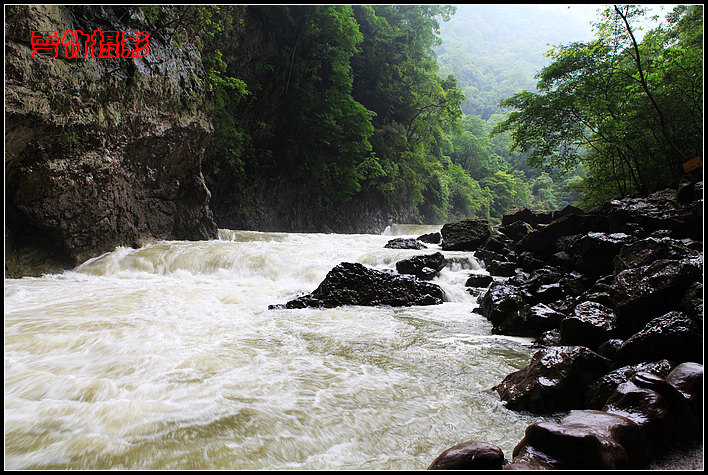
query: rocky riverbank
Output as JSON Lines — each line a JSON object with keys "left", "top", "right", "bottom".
{"left": 266, "top": 181, "right": 701, "bottom": 469}
{"left": 429, "top": 181, "right": 703, "bottom": 470}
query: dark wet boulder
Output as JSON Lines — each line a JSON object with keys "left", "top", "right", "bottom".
{"left": 596, "top": 338, "right": 624, "bottom": 359}
{"left": 499, "top": 220, "right": 534, "bottom": 242}
{"left": 502, "top": 206, "right": 552, "bottom": 228}
{"left": 602, "top": 190, "right": 702, "bottom": 240}
{"left": 440, "top": 218, "right": 493, "bottom": 251}
{"left": 613, "top": 236, "right": 701, "bottom": 273}
{"left": 511, "top": 266, "right": 567, "bottom": 306}
{"left": 665, "top": 362, "right": 703, "bottom": 421}
{"left": 552, "top": 204, "right": 584, "bottom": 221}
{"left": 680, "top": 281, "right": 703, "bottom": 322}
{"left": 395, "top": 252, "right": 445, "bottom": 280}
{"left": 603, "top": 371, "right": 701, "bottom": 446}
{"left": 465, "top": 273, "right": 493, "bottom": 288}
{"left": 560, "top": 301, "right": 618, "bottom": 350}
{"left": 493, "top": 346, "right": 612, "bottom": 414}
{"left": 575, "top": 232, "right": 633, "bottom": 276}
{"left": 518, "top": 251, "right": 549, "bottom": 272}
{"left": 384, "top": 237, "right": 427, "bottom": 250}
{"left": 487, "top": 260, "right": 518, "bottom": 277}
{"left": 474, "top": 248, "right": 510, "bottom": 266}
{"left": 611, "top": 257, "right": 703, "bottom": 336}
{"left": 536, "top": 328, "right": 562, "bottom": 347}
{"left": 511, "top": 410, "right": 651, "bottom": 469}
{"left": 479, "top": 282, "right": 534, "bottom": 336}
{"left": 479, "top": 232, "right": 516, "bottom": 255}
{"left": 280, "top": 262, "right": 444, "bottom": 309}
{"left": 519, "top": 214, "right": 609, "bottom": 255}
{"left": 528, "top": 303, "right": 566, "bottom": 333}
{"left": 417, "top": 232, "right": 441, "bottom": 244}
{"left": 584, "top": 360, "right": 673, "bottom": 410}
{"left": 428, "top": 441, "right": 505, "bottom": 470}
{"left": 614, "top": 311, "right": 702, "bottom": 365}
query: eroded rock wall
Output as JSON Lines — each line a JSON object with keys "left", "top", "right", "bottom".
{"left": 5, "top": 5, "right": 217, "bottom": 277}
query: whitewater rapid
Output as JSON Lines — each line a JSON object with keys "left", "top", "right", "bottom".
{"left": 5, "top": 226, "right": 542, "bottom": 470}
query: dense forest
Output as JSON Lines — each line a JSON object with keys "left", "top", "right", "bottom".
{"left": 105, "top": 5, "right": 704, "bottom": 228}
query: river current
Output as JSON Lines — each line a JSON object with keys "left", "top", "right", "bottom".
{"left": 4, "top": 225, "right": 546, "bottom": 470}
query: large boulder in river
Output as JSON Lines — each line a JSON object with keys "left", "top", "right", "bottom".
{"left": 479, "top": 281, "right": 535, "bottom": 336}
{"left": 493, "top": 346, "right": 612, "bottom": 414}
{"left": 501, "top": 206, "right": 552, "bottom": 228}
{"left": 504, "top": 363, "right": 704, "bottom": 470}
{"left": 584, "top": 360, "right": 674, "bottom": 410}
{"left": 440, "top": 219, "right": 493, "bottom": 251}
{"left": 613, "top": 236, "right": 701, "bottom": 273}
{"left": 665, "top": 362, "right": 703, "bottom": 421}
{"left": 519, "top": 214, "right": 609, "bottom": 255}
{"left": 560, "top": 301, "right": 618, "bottom": 351}
{"left": 281, "top": 262, "right": 444, "bottom": 309}
{"left": 575, "top": 232, "right": 633, "bottom": 277}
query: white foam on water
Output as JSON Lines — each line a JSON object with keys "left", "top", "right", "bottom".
{"left": 5, "top": 228, "right": 539, "bottom": 470}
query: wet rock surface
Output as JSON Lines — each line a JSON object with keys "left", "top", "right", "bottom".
{"left": 430, "top": 184, "right": 703, "bottom": 470}
{"left": 384, "top": 237, "right": 427, "bottom": 250}
{"left": 274, "top": 262, "right": 445, "bottom": 309}
{"left": 395, "top": 252, "right": 446, "bottom": 280}
{"left": 493, "top": 346, "right": 613, "bottom": 413}
{"left": 428, "top": 441, "right": 505, "bottom": 470}
{"left": 440, "top": 218, "right": 493, "bottom": 251}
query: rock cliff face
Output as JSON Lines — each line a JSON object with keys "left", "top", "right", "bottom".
{"left": 5, "top": 5, "right": 217, "bottom": 277}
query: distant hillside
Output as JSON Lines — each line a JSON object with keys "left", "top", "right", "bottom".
{"left": 436, "top": 4, "right": 595, "bottom": 118}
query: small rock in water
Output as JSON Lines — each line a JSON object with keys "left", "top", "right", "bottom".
{"left": 384, "top": 237, "right": 427, "bottom": 249}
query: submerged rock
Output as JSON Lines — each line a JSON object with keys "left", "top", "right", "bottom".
{"left": 277, "top": 262, "right": 445, "bottom": 309}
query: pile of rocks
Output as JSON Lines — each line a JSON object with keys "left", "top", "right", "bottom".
{"left": 430, "top": 182, "right": 703, "bottom": 469}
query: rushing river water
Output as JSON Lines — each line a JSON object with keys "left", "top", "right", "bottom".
{"left": 5, "top": 225, "right": 548, "bottom": 470}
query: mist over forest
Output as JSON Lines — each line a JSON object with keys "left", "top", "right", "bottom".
{"left": 432, "top": 3, "right": 701, "bottom": 214}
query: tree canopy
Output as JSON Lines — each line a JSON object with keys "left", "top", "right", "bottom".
{"left": 493, "top": 5, "right": 703, "bottom": 206}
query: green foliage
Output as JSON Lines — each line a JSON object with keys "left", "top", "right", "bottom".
{"left": 203, "top": 4, "right": 579, "bottom": 226}
{"left": 493, "top": 5, "right": 703, "bottom": 206}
